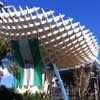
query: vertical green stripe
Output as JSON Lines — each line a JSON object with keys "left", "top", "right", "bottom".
{"left": 28, "top": 38, "right": 42, "bottom": 86}
{"left": 11, "top": 40, "right": 24, "bottom": 87}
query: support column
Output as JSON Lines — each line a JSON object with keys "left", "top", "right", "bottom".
{"left": 53, "top": 64, "right": 69, "bottom": 100}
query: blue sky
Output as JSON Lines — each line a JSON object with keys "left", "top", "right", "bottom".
{"left": 0, "top": 0, "right": 100, "bottom": 87}
{"left": 0, "top": 74, "right": 14, "bottom": 87}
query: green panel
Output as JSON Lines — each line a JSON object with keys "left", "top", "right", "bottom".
{"left": 28, "top": 38, "right": 42, "bottom": 86}
{"left": 11, "top": 40, "right": 24, "bottom": 87}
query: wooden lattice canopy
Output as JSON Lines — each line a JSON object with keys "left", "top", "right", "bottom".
{"left": 0, "top": 5, "right": 99, "bottom": 67}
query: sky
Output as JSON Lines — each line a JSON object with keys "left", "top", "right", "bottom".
{"left": 0, "top": 0, "right": 100, "bottom": 87}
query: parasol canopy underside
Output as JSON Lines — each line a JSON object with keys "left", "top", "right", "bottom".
{"left": 0, "top": 6, "right": 99, "bottom": 67}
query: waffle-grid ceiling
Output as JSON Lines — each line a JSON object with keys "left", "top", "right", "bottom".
{"left": 0, "top": 6, "right": 99, "bottom": 67}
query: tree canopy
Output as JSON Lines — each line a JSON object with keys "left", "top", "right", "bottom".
{"left": 0, "top": 38, "right": 10, "bottom": 60}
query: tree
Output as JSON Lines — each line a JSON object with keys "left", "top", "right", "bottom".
{"left": 0, "top": 70, "right": 3, "bottom": 82}
{"left": 8, "top": 62, "right": 20, "bottom": 81}
{"left": 0, "top": 2, "right": 3, "bottom": 9}
{"left": 0, "top": 38, "right": 10, "bottom": 60}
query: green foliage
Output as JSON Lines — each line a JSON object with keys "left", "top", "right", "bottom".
{"left": 0, "top": 2, "right": 3, "bottom": 9}
{"left": 8, "top": 62, "right": 20, "bottom": 80}
{"left": 0, "top": 85, "right": 23, "bottom": 100}
{"left": 0, "top": 38, "right": 10, "bottom": 60}
{"left": 22, "top": 91, "right": 52, "bottom": 100}
{"left": 0, "top": 86, "right": 52, "bottom": 100}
